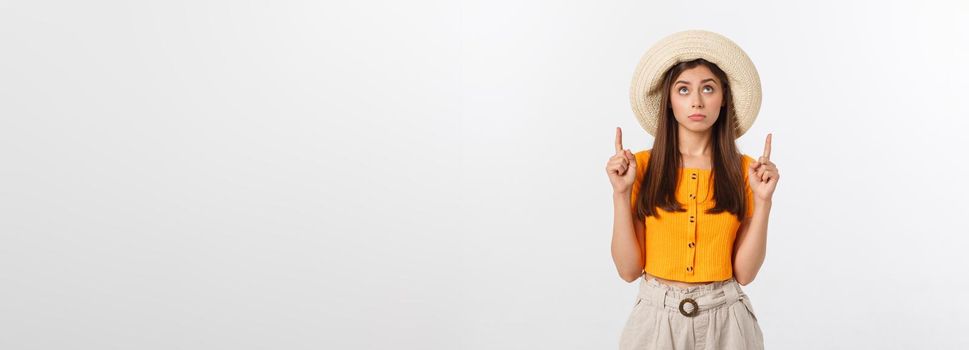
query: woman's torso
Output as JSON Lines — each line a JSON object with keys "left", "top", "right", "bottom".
{"left": 643, "top": 272, "right": 730, "bottom": 288}
{"left": 630, "top": 150, "right": 753, "bottom": 288}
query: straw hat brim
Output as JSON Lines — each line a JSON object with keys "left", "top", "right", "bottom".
{"left": 629, "top": 30, "right": 762, "bottom": 139}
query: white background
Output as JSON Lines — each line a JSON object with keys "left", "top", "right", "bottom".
{"left": 2, "top": 0, "right": 967, "bottom": 349}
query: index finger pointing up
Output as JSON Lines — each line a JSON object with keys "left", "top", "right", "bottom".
{"left": 615, "top": 127, "right": 624, "bottom": 154}
{"left": 762, "top": 133, "right": 772, "bottom": 160}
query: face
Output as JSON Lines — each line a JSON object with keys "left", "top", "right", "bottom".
{"left": 669, "top": 65, "right": 725, "bottom": 134}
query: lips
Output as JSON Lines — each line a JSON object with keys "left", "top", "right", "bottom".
{"left": 688, "top": 114, "right": 706, "bottom": 120}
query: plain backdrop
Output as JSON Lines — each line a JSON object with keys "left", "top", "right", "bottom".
{"left": 2, "top": 0, "right": 968, "bottom": 349}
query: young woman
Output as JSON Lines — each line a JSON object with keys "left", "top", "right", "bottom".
{"left": 605, "top": 30, "right": 779, "bottom": 349}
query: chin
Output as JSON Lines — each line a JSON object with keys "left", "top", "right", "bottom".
{"left": 681, "top": 125, "right": 713, "bottom": 133}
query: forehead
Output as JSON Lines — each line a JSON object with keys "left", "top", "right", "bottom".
{"left": 674, "top": 65, "right": 718, "bottom": 83}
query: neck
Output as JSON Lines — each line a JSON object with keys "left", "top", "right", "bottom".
{"left": 677, "top": 126, "right": 713, "bottom": 157}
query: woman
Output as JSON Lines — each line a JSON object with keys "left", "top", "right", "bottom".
{"left": 606, "top": 30, "right": 778, "bottom": 349}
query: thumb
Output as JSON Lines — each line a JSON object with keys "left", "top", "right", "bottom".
{"left": 624, "top": 149, "right": 636, "bottom": 163}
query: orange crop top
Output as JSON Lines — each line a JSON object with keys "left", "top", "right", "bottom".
{"left": 629, "top": 150, "right": 756, "bottom": 283}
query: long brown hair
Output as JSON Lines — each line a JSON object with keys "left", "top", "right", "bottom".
{"left": 634, "top": 58, "right": 748, "bottom": 221}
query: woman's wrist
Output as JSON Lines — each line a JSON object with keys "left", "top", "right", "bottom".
{"left": 754, "top": 198, "right": 773, "bottom": 208}
{"left": 613, "top": 190, "right": 631, "bottom": 200}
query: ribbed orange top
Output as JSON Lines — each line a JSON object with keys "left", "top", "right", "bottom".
{"left": 629, "top": 150, "right": 756, "bottom": 283}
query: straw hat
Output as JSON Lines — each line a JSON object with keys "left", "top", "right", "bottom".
{"left": 629, "top": 29, "right": 762, "bottom": 138}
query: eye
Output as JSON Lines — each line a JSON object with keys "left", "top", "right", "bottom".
{"left": 678, "top": 87, "right": 689, "bottom": 95}
{"left": 703, "top": 85, "right": 714, "bottom": 93}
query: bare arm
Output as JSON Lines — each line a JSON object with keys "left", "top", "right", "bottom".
{"left": 606, "top": 127, "right": 645, "bottom": 283}
{"left": 733, "top": 134, "right": 779, "bottom": 286}
{"left": 611, "top": 191, "right": 645, "bottom": 283}
{"left": 732, "top": 198, "right": 772, "bottom": 286}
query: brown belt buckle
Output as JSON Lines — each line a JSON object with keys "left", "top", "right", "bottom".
{"left": 678, "top": 297, "right": 699, "bottom": 317}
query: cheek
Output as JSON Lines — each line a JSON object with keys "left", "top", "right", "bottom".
{"left": 711, "top": 94, "right": 724, "bottom": 107}
{"left": 670, "top": 95, "right": 688, "bottom": 110}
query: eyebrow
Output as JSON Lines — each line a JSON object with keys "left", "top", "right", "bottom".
{"left": 674, "top": 78, "right": 718, "bottom": 86}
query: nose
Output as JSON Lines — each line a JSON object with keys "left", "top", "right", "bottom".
{"left": 691, "top": 93, "right": 704, "bottom": 109}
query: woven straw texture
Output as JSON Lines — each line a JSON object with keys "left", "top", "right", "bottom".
{"left": 629, "top": 30, "right": 761, "bottom": 138}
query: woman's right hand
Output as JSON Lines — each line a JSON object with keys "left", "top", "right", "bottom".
{"left": 606, "top": 127, "right": 638, "bottom": 194}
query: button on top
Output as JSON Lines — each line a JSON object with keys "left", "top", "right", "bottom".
{"left": 688, "top": 242, "right": 695, "bottom": 248}
{"left": 686, "top": 266, "right": 693, "bottom": 272}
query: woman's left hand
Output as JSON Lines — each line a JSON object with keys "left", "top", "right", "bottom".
{"left": 748, "top": 133, "right": 779, "bottom": 202}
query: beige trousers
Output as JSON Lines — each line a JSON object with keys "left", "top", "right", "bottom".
{"left": 619, "top": 276, "right": 764, "bottom": 350}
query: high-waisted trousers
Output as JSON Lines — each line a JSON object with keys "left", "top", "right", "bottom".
{"left": 619, "top": 276, "right": 764, "bottom": 350}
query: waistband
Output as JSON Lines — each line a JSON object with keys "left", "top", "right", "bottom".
{"left": 636, "top": 275, "right": 747, "bottom": 317}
